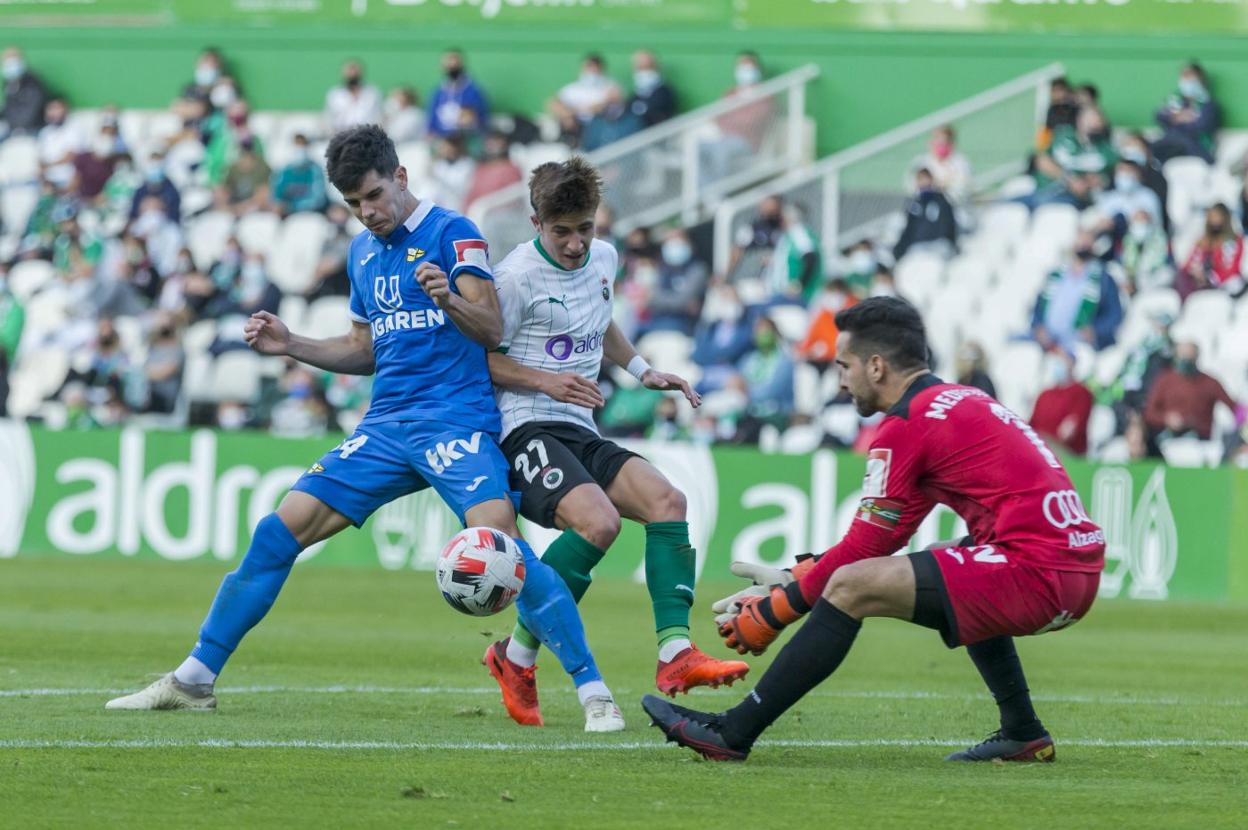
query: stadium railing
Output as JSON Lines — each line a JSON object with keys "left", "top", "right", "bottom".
{"left": 468, "top": 64, "right": 820, "bottom": 259}
{"left": 711, "top": 63, "right": 1064, "bottom": 275}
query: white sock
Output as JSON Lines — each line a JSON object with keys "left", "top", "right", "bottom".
{"left": 505, "top": 638, "right": 539, "bottom": 668}
{"left": 173, "top": 656, "right": 217, "bottom": 687}
{"left": 658, "top": 638, "right": 692, "bottom": 663}
{"left": 576, "top": 680, "right": 612, "bottom": 706}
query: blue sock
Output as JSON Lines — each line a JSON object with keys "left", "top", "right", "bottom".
{"left": 190, "top": 513, "right": 304, "bottom": 674}
{"left": 512, "top": 537, "right": 603, "bottom": 688}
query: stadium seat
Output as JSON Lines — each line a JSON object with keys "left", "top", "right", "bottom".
{"left": 0, "top": 136, "right": 39, "bottom": 185}
{"left": 635, "top": 330, "right": 694, "bottom": 363}
{"left": 210, "top": 351, "right": 264, "bottom": 403}
{"left": 793, "top": 361, "right": 821, "bottom": 415}
{"left": 778, "top": 423, "right": 823, "bottom": 454}
{"left": 1029, "top": 203, "right": 1079, "bottom": 254}
{"left": 1, "top": 183, "right": 39, "bottom": 243}
{"left": 1093, "top": 343, "right": 1129, "bottom": 387}
{"left": 513, "top": 143, "right": 572, "bottom": 179}
{"left": 8, "top": 259, "right": 56, "bottom": 302}
{"left": 179, "top": 186, "right": 214, "bottom": 219}
{"left": 945, "top": 253, "right": 994, "bottom": 293}
{"left": 237, "top": 211, "right": 283, "bottom": 255}
{"left": 974, "top": 203, "right": 1029, "bottom": 258}
{"left": 821, "top": 404, "right": 860, "bottom": 446}
{"left": 1214, "top": 130, "right": 1248, "bottom": 170}
{"left": 268, "top": 211, "right": 331, "bottom": 294}
{"left": 183, "top": 319, "right": 219, "bottom": 356}
{"left": 1162, "top": 157, "right": 1212, "bottom": 229}
{"left": 1179, "top": 290, "right": 1234, "bottom": 331}
{"left": 994, "top": 340, "right": 1043, "bottom": 415}
{"left": 186, "top": 211, "right": 237, "bottom": 271}
{"left": 278, "top": 295, "right": 309, "bottom": 335}
{"left": 181, "top": 352, "right": 216, "bottom": 404}
{"left": 894, "top": 251, "right": 946, "bottom": 308}
{"left": 396, "top": 142, "right": 433, "bottom": 186}
{"left": 734, "top": 277, "right": 769, "bottom": 305}
{"left": 305, "top": 296, "right": 353, "bottom": 338}
{"left": 1160, "top": 437, "right": 1218, "bottom": 468}
{"left": 1098, "top": 437, "right": 1130, "bottom": 465}
{"left": 1087, "top": 405, "right": 1117, "bottom": 457}
{"left": 767, "top": 304, "right": 810, "bottom": 343}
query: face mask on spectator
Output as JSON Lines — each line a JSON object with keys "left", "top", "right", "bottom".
{"left": 931, "top": 138, "right": 952, "bottom": 160}
{"left": 291, "top": 147, "right": 310, "bottom": 164}
{"left": 210, "top": 84, "right": 236, "bottom": 109}
{"left": 218, "top": 405, "right": 248, "bottom": 431}
{"left": 146, "top": 165, "right": 165, "bottom": 183}
{"left": 243, "top": 262, "right": 265, "bottom": 281}
{"left": 849, "top": 250, "right": 876, "bottom": 274}
{"left": 634, "top": 69, "right": 660, "bottom": 93}
{"left": 94, "top": 136, "right": 115, "bottom": 157}
{"left": 3, "top": 58, "right": 24, "bottom": 80}
{"left": 176, "top": 255, "right": 193, "bottom": 272}
{"left": 735, "top": 64, "right": 761, "bottom": 87}
{"left": 869, "top": 278, "right": 896, "bottom": 298}
{"left": 1178, "top": 78, "right": 1204, "bottom": 99}
{"left": 289, "top": 380, "right": 312, "bottom": 399}
{"left": 1114, "top": 172, "right": 1139, "bottom": 194}
{"left": 445, "top": 66, "right": 463, "bottom": 82}
{"left": 1043, "top": 354, "right": 1071, "bottom": 387}
{"left": 1175, "top": 358, "right": 1198, "bottom": 375}
{"left": 195, "top": 63, "right": 219, "bottom": 88}
{"left": 1074, "top": 247, "right": 1095, "bottom": 262}
{"left": 1120, "top": 146, "right": 1147, "bottom": 166}
{"left": 661, "top": 239, "right": 692, "bottom": 267}
{"left": 131, "top": 210, "right": 162, "bottom": 239}
{"left": 1129, "top": 220, "right": 1151, "bottom": 241}
{"left": 703, "top": 292, "right": 742, "bottom": 323}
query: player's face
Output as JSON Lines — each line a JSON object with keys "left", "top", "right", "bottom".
{"left": 534, "top": 211, "right": 595, "bottom": 269}
{"left": 342, "top": 167, "right": 409, "bottom": 238}
{"left": 835, "top": 331, "right": 880, "bottom": 417}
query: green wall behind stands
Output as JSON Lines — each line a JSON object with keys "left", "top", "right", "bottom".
{"left": 6, "top": 24, "right": 1248, "bottom": 157}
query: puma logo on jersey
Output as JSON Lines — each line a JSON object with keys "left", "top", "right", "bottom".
{"left": 425, "top": 431, "right": 483, "bottom": 475}
{"left": 465, "top": 475, "right": 488, "bottom": 492}
{"left": 547, "top": 295, "right": 568, "bottom": 309}
{"left": 359, "top": 251, "right": 377, "bottom": 267}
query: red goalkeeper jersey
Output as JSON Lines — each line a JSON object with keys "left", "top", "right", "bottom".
{"left": 800, "top": 375, "right": 1105, "bottom": 605}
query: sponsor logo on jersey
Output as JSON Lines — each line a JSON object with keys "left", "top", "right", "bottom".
{"left": 359, "top": 251, "right": 377, "bottom": 267}
{"left": 375, "top": 274, "right": 403, "bottom": 314}
{"left": 371, "top": 307, "right": 446, "bottom": 338}
{"left": 856, "top": 497, "right": 903, "bottom": 530}
{"left": 544, "top": 330, "right": 605, "bottom": 361}
{"left": 453, "top": 238, "right": 490, "bottom": 273}
{"left": 406, "top": 247, "right": 425, "bottom": 262}
{"left": 1042, "top": 489, "right": 1092, "bottom": 529}
{"left": 862, "top": 448, "right": 892, "bottom": 497}
{"left": 425, "top": 431, "right": 483, "bottom": 476}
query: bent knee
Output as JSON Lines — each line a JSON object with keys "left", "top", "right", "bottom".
{"left": 648, "top": 485, "right": 688, "bottom": 523}
{"left": 822, "top": 561, "right": 878, "bottom": 613}
{"left": 571, "top": 509, "right": 621, "bottom": 550}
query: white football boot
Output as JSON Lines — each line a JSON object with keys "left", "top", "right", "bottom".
{"left": 105, "top": 672, "right": 217, "bottom": 711}
{"left": 583, "top": 695, "right": 625, "bottom": 732}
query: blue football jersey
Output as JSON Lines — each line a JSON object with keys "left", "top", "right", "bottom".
{"left": 347, "top": 201, "right": 500, "bottom": 432}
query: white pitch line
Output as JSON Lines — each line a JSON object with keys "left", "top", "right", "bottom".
{"left": 0, "top": 738, "right": 1244, "bottom": 751}
{"left": 1, "top": 685, "right": 1243, "bottom": 708}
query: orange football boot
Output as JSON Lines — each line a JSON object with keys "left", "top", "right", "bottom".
{"left": 482, "top": 639, "right": 544, "bottom": 726}
{"left": 655, "top": 644, "right": 750, "bottom": 697}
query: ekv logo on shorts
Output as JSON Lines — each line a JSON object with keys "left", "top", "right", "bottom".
{"left": 426, "top": 432, "right": 483, "bottom": 475}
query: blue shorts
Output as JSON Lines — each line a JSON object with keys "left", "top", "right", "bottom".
{"left": 290, "top": 421, "right": 520, "bottom": 526}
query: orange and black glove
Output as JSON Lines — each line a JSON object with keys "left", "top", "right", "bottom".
{"left": 718, "top": 582, "right": 811, "bottom": 656}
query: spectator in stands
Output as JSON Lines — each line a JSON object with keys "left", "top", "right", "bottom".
{"left": 217, "top": 136, "right": 272, "bottom": 216}
{"left": 1091, "top": 159, "right": 1163, "bottom": 244}
{"left": 463, "top": 131, "right": 522, "bottom": 214}
{"left": 1, "top": 47, "right": 49, "bottom": 138}
{"left": 869, "top": 263, "right": 902, "bottom": 299}
{"left": 1119, "top": 131, "right": 1170, "bottom": 232}
{"left": 647, "top": 397, "right": 689, "bottom": 443}
{"left": 795, "top": 278, "right": 855, "bottom": 367}
{"left": 729, "top": 193, "right": 785, "bottom": 278}
{"left": 1110, "top": 308, "right": 1174, "bottom": 427}
{"left": 383, "top": 86, "right": 426, "bottom": 144}
{"left": 58, "top": 382, "right": 100, "bottom": 430}
{"left": 701, "top": 51, "right": 771, "bottom": 186}
{"left": 179, "top": 47, "right": 225, "bottom": 110}
{"left": 1152, "top": 62, "right": 1219, "bottom": 164}
{"left": 200, "top": 237, "right": 244, "bottom": 318}
{"left": 638, "top": 228, "right": 708, "bottom": 337}
{"left": 620, "top": 225, "right": 661, "bottom": 285}
{"left": 156, "top": 247, "right": 197, "bottom": 316}
{"left": 63, "top": 318, "right": 130, "bottom": 404}
{"left": 627, "top": 49, "right": 676, "bottom": 129}
{"left": 142, "top": 312, "right": 184, "bottom": 414}
{"left": 270, "top": 364, "right": 333, "bottom": 438}
{"left": 1031, "top": 106, "right": 1115, "bottom": 196}
{"left": 216, "top": 400, "right": 253, "bottom": 431}
{"left": 71, "top": 123, "right": 121, "bottom": 201}
{"left": 893, "top": 167, "right": 958, "bottom": 262}
{"left": 304, "top": 203, "right": 353, "bottom": 300}
{"left": 549, "top": 53, "right": 621, "bottom": 146}
{"left": 765, "top": 202, "right": 822, "bottom": 304}
{"left": 428, "top": 49, "right": 489, "bottom": 138}
{"left": 692, "top": 282, "right": 754, "bottom": 392}
{"left": 1036, "top": 76, "right": 1078, "bottom": 151}
{"left": 232, "top": 251, "right": 282, "bottom": 318}
{"left": 1144, "top": 341, "right": 1238, "bottom": 441}
{"left": 271, "top": 133, "right": 327, "bottom": 216}
{"left": 1177, "top": 203, "right": 1246, "bottom": 301}
{"left": 129, "top": 194, "right": 184, "bottom": 278}
{"left": 1031, "top": 231, "right": 1124, "bottom": 352}
{"left": 325, "top": 59, "right": 382, "bottom": 135}
{"left": 203, "top": 99, "right": 263, "bottom": 185}
{"left": 1029, "top": 349, "right": 1094, "bottom": 456}
{"left": 52, "top": 204, "right": 103, "bottom": 283}
{"left": 954, "top": 341, "right": 996, "bottom": 397}
{"left": 38, "top": 98, "right": 86, "bottom": 189}
{"left": 1114, "top": 209, "right": 1173, "bottom": 295}
{"left": 914, "top": 125, "right": 971, "bottom": 204}
{"left": 429, "top": 134, "right": 476, "bottom": 213}
{"left": 0, "top": 266, "right": 23, "bottom": 417}
{"left": 731, "top": 314, "right": 795, "bottom": 435}
{"left": 838, "top": 240, "right": 878, "bottom": 298}
{"left": 128, "top": 151, "right": 181, "bottom": 222}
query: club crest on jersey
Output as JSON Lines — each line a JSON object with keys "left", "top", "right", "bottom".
{"left": 406, "top": 247, "right": 425, "bottom": 262}
{"left": 601, "top": 276, "right": 609, "bottom": 302}
{"left": 374, "top": 274, "right": 403, "bottom": 314}
{"left": 857, "top": 497, "right": 903, "bottom": 530}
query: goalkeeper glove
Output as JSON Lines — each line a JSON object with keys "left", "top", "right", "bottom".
{"left": 718, "top": 582, "right": 811, "bottom": 656}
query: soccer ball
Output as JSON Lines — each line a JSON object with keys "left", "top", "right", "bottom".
{"left": 435, "top": 527, "right": 526, "bottom": 616}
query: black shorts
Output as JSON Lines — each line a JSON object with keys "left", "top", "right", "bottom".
{"left": 501, "top": 421, "right": 641, "bottom": 528}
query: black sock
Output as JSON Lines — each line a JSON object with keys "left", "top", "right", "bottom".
{"left": 720, "top": 599, "right": 861, "bottom": 748}
{"left": 966, "top": 636, "right": 1046, "bottom": 741}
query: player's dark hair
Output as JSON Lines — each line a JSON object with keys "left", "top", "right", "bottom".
{"left": 529, "top": 156, "right": 604, "bottom": 223}
{"left": 835, "top": 296, "right": 929, "bottom": 372}
{"left": 325, "top": 124, "right": 399, "bottom": 194}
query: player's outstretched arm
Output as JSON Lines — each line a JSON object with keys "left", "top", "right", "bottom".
{"left": 602, "top": 321, "right": 701, "bottom": 407}
{"left": 417, "top": 265, "right": 502, "bottom": 349}
{"left": 245, "top": 312, "right": 375, "bottom": 375}
{"left": 486, "top": 351, "right": 605, "bottom": 410}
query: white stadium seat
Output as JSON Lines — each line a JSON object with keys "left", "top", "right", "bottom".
{"left": 186, "top": 211, "right": 236, "bottom": 271}
{"left": 236, "top": 211, "right": 283, "bottom": 256}
{"left": 766, "top": 304, "right": 810, "bottom": 343}
{"left": 268, "top": 211, "right": 331, "bottom": 294}
{"left": 1162, "top": 157, "right": 1212, "bottom": 229}
{"left": 635, "top": 330, "right": 693, "bottom": 363}
{"left": 8, "top": 259, "right": 56, "bottom": 302}
{"left": 304, "top": 296, "right": 353, "bottom": 339}
{"left": 0, "top": 136, "right": 39, "bottom": 185}
{"left": 210, "top": 351, "right": 264, "bottom": 403}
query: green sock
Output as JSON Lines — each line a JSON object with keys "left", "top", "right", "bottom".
{"left": 644, "top": 520, "right": 695, "bottom": 646}
{"left": 510, "top": 529, "right": 607, "bottom": 650}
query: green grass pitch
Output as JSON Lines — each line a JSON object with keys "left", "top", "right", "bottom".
{"left": 2, "top": 557, "right": 1244, "bottom": 828}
